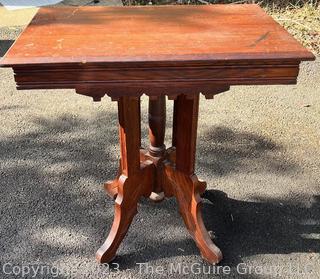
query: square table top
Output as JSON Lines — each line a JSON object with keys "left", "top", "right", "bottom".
{"left": 1, "top": 4, "right": 315, "bottom": 67}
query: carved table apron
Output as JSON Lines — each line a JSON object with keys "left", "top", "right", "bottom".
{"left": 1, "top": 5, "right": 315, "bottom": 264}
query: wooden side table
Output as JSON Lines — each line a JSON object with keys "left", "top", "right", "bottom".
{"left": 1, "top": 5, "right": 315, "bottom": 264}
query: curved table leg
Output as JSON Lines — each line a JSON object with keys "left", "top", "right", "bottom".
{"left": 98, "top": 94, "right": 222, "bottom": 264}
{"left": 97, "top": 162, "right": 153, "bottom": 263}
{"left": 164, "top": 164, "right": 222, "bottom": 263}
{"left": 97, "top": 96, "right": 153, "bottom": 263}
{"left": 167, "top": 94, "right": 223, "bottom": 264}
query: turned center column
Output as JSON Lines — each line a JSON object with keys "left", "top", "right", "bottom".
{"left": 148, "top": 95, "right": 166, "bottom": 197}
{"left": 148, "top": 96, "right": 166, "bottom": 157}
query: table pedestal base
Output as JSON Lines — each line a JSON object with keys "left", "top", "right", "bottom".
{"left": 96, "top": 94, "right": 222, "bottom": 265}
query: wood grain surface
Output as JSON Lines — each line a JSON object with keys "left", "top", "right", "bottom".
{"left": 1, "top": 4, "right": 315, "bottom": 66}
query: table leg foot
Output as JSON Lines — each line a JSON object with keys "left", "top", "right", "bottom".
{"left": 168, "top": 94, "right": 222, "bottom": 264}
{"left": 97, "top": 96, "right": 154, "bottom": 263}
{"left": 97, "top": 162, "right": 154, "bottom": 263}
{"left": 164, "top": 162, "right": 222, "bottom": 264}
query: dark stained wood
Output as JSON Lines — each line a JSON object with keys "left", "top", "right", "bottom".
{"left": 1, "top": 5, "right": 315, "bottom": 100}
{"left": 148, "top": 96, "right": 166, "bottom": 157}
{"left": 164, "top": 162, "right": 222, "bottom": 263}
{"left": 164, "top": 95, "right": 222, "bottom": 264}
{"left": 118, "top": 97, "right": 141, "bottom": 177}
{"left": 1, "top": 5, "right": 314, "bottom": 66}
{"left": 96, "top": 96, "right": 154, "bottom": 263}
{"left": 173, "top": 94, "right": 199, "bottom": 174}
{"left": 140, "top": 149, "right": 165, "bottom": 201}
{"left": 11, "top": 63, "right": 297, "bottom": 96}
{"left": 12, "top": 63, "right": 301, "bottom": 83}
{"left": 0, "top": 4, "right": 315, "bottom": 266}
{"left": 97, "top": 159, "right": 154, "bottom": 263}
{"left": 148, "top": 96, "right": 166, "bottom": 195}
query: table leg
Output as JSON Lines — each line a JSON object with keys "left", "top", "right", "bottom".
{"left": 96, "top": 96, "right": 154, "bottom": 263}
{"left": 98, "top": 94, "right": 222, "bottom": 264}
{"left": 164, "top": 94, "right": 223, "bottom": 264}
{"left": 148, "top": 96, "right": 166, "bottom": 158}
{"left": 147, "top": 96, "right": 166, "bottom": 201}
